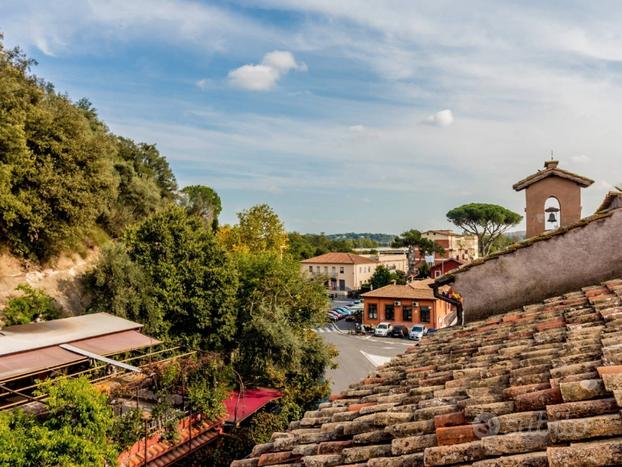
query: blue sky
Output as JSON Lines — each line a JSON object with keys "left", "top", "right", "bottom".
{"left": 2, "top": 1, "right": 622, "bottom": 233}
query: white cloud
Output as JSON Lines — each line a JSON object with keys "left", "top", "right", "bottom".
{"left": 195, "top": 79, "right": 209, "bottom": 89}
{"left": 228, "top": 50, "right": 307, "bottom": 91}
{"left": 571, "top": 154, "right": 591, "bottom": 164}
{"left": 422, "top": 109, "right": 454, "bottom": 127}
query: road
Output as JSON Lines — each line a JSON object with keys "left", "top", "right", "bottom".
{"left": 315, "top": 320, "right": 415, "bottom": 394}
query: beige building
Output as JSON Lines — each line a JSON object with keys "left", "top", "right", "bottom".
{"left": 422, "top": 230, "right": 479, "bottom": 261}
{"left": 301, "top": 252, "right": 379, "bottom": 294}
{"left": 361, "top": 253, "right": 408, "bottom": 273}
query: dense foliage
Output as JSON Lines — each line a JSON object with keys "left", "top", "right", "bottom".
{"left": 0, "top": 378, "right": 117, "bottom": 466}
{"left": 87, "top": 206, "right": 238, "bottom": 350}
{"left": 2, "top": 284, "right": 60, "bottom": 326}
{"left": 446, "top": 203, "right": 522, "bottom": 256}
{"left": 365, "top": 265, "right": 407, "bottom": 290}
{"left": 0, "top": 37, "right": 176, "bottom": 260}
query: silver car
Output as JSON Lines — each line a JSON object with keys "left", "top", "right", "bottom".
{"left": 409, "top": 324, "right": 428, "bottom": 340}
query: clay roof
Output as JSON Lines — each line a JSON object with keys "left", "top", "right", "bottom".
{"left": 362, "top": 284, "right": 436, "bottom": 300}
{"left": 596, "top": 191, "right": 622, "bottom": 213}
{"left": 434, "top": 208, "right": 616, "bottom": 286}
{"left": 301, "top": 252, "right": 378, "bottom": 265}
{"left": 513, "top": 162, "right": 594, "bottom": 191}
{"left": 234, "top": 277, "right": 622, "bottom": 467}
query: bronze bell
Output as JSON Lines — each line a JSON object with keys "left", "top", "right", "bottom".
{"left": 547, "top": 212, "right": 557, "bottom": 223}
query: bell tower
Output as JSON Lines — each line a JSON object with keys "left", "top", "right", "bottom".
{"left": 513, "top": 160, "right": 594, "bottom": 238}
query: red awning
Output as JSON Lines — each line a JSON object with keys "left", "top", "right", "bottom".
{"left": 223, "top": 388, "right": 283, "bottom": 424}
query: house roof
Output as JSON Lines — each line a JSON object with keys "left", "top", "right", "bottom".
{"left": 596, "top": 191, "right": 622, "bottom": 213}
{"left": 0, "top": 312, "right": 144, "bottom": 357}
{"left": 513, "top": 161, "right": 594, "bottom": 191}
{"left": 234, "top": 277, "right": 622, "bottom": 467}
{"left": 361, "top": 284, "right": 436, "bottom": 300}
{"left": 301, "top": 252, "right": 378, "bottom": 265}
{"left": 433, "top": 208, "right": 616, "bottom": 286}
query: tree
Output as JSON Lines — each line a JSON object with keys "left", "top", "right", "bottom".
{"left": 0, "top": 377, "right": 117, "bottom": 466}
{"left": 369, "top": 265, "right": 393, "bottom": 289}
{"left": 88, "top": 206, "right": 238, "bottom": 350}
{"left": 3, "top": 284, "right": 60, "bottom": 326}
{"left": 0, "top": 39, "right": 117, "bottom": 259}
{"left": 220, "top": 204, "right": 288, "bottom": 254}
{"left": 179, "top": 185, "right": 222, "bottom": 230}
{"left": 446, "top": 203, "right": 522, "bottom": 256}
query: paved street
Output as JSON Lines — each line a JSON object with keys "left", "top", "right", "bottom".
{"left": 315, "top": 320, "right": 416, "bottom": 394}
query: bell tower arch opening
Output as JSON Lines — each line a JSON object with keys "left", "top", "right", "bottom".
{"left": 544, "top": 196, "right": 561, "bottom": 231}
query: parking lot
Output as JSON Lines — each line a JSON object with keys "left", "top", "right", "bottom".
{"left": 314, "top": 316, "right": 415, "bottom": 394}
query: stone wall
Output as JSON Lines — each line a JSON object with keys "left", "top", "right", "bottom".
{"left": 452, "top": 208, "right": 622, "bottom": 321}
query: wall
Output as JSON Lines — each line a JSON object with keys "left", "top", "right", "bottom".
{"left": 524, "top": 177, "right": 582, "bottom": 238}
{"left": 362, "top": 297, "right": 454, "bottom": 329}
{"left": 451, "top": 208, "right": 622, "bottom": 322}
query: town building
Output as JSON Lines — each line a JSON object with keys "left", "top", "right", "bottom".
{"left": 301, "top": 252, "right": 378, "bottom": 294}
{"left": 422, "top": 229, "right": 479, "bottom": 261}
{"left": 360, "top": 280, "right": 456, "bottom": 330}
{"left": 513, "top": 159, "right": 594, "bottom": 238}
{"left": 416, "top": 257, "right": 464, "bottom": 279}
{"left": 238, "top": 191, "right": 622, "bottom": 467}
{"left": 301, "top": 252, "right": 407, "bottom": 295}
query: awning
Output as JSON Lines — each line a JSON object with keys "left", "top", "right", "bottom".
{"left": 224, "top": 388, "right": 283, "bottom": 424}
{"left": 0, "top": 330, "right": 161, "bottom": 382}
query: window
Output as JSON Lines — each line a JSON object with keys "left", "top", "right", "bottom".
{"left": 308, "top": 265, "right": 313, "bottom": 272}
{"left": 385, "top": 304, "right": 395, "bottom": 321}
{"left": 316, "top": 266, "right": 320, "bottom": 272}
{"left": 368, "top": 304, "right": 378, "bottom": 320}
{"left": 324, "top": 266, "right": 328, "bottom": 273}
{"left": 421, "top": 306, "right": 431, "bottom": 323}
{"left": 332, "top": 266, "right": 336, "bottom": 272}
{"left": 403, "top": 306, "right": 412, "bottom": 321}
{"left": 340, "top": 266, "right": 344, "bottom": 274}
{"left": 434, "top": 270, "right": 442, "bottom": 278}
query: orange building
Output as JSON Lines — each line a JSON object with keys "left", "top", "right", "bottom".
{"left": 361, "top": 281, "right": 456, "bottom": 330}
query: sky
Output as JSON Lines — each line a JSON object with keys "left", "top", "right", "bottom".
{"left": 2, "top": 0, "right": 622, "bottom": 234}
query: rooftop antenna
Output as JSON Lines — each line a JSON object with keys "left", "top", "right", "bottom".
{"left": 550, "top": 150, "right": 554, "bottom": 160}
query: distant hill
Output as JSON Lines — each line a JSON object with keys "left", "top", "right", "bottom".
{"left": 326, "top": 233, "right": 396, "bottom": 246}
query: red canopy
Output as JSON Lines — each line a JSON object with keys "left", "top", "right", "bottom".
{"left": 224, "top": 388, "right": 283, "bottom": 423}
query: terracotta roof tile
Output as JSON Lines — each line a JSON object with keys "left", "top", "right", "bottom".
{"left": 361, "top": 283, "right": 436, "bottom": 300}
{"left": 235, "top": 277, "right": 622, "bottom": 467}
{"left": 301, "top": 252, "right": 378, "bottom": 265}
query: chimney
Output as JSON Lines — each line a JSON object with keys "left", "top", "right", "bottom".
{"left": 544, "top": 160, "right": 559, "bottom": 170}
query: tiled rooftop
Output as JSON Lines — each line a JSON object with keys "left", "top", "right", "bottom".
{"left": 234, "top": 277, "right": 622, "bottom": 466}
{"left": 301, "top": 253, "right": 379, "bottom": 265}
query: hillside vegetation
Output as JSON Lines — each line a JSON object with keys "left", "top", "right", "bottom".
{"left": 0, "top": 36, "right": 176, "bottom": 261}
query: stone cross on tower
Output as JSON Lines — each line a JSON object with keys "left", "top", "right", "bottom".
{"left": 513, "top": 160, "right": 594, "bottom": 238}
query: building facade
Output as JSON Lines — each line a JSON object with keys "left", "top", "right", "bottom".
{"left": 361, "top": 282, "right": 456, "bottom": 330}
{"left": 422, "top": 230, "right": 479, "bottom": 261}
{"left": 301, "top": 252, "right": 378, "bottom": 294}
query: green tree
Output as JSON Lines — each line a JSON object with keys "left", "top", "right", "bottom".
{"left": 392, "top": 229, "right": 444, "bottom": 277}
{"left": 446, "top": 203, "right": 522, "bottom": 256}
{"left": 222, "top": 204, "right": 288, "bottom": 254}
{"left": 369, "top": 265, "right": 393, "bottom": 289}
{"left": 0, "top": 38, "right": 117, "bottom": 259}
{"left": 88, "top": 206, "right": 238, "bottom": 350}
{"left": 0, "top": 377, "right": 117, "bottom": 466}
{"left": 3, "top": 284, "right": 60, "bottom": 326}
{"left": 180, "top": 185, "right": 222, "bottom": 230}
{"left": 84, "top": 243, "right": 162, "bottom": 334}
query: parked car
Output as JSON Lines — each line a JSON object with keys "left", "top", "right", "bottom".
{"left": 409, "top": 324, "right": 428, "bottom": 340}
{"left": 345, "top": 310, "right": 361, "bottom": 322}
{"left": 390, "top": 325, "right": 409, "bottom": 338}
{"left": 374, "top": 322, "right": 392, "bottom": 337}
{"left": 328, "top": 311, "right": 340, "bottom": 320}
{"left": 335, "top": 307, "right": 351, "bottom": 315}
